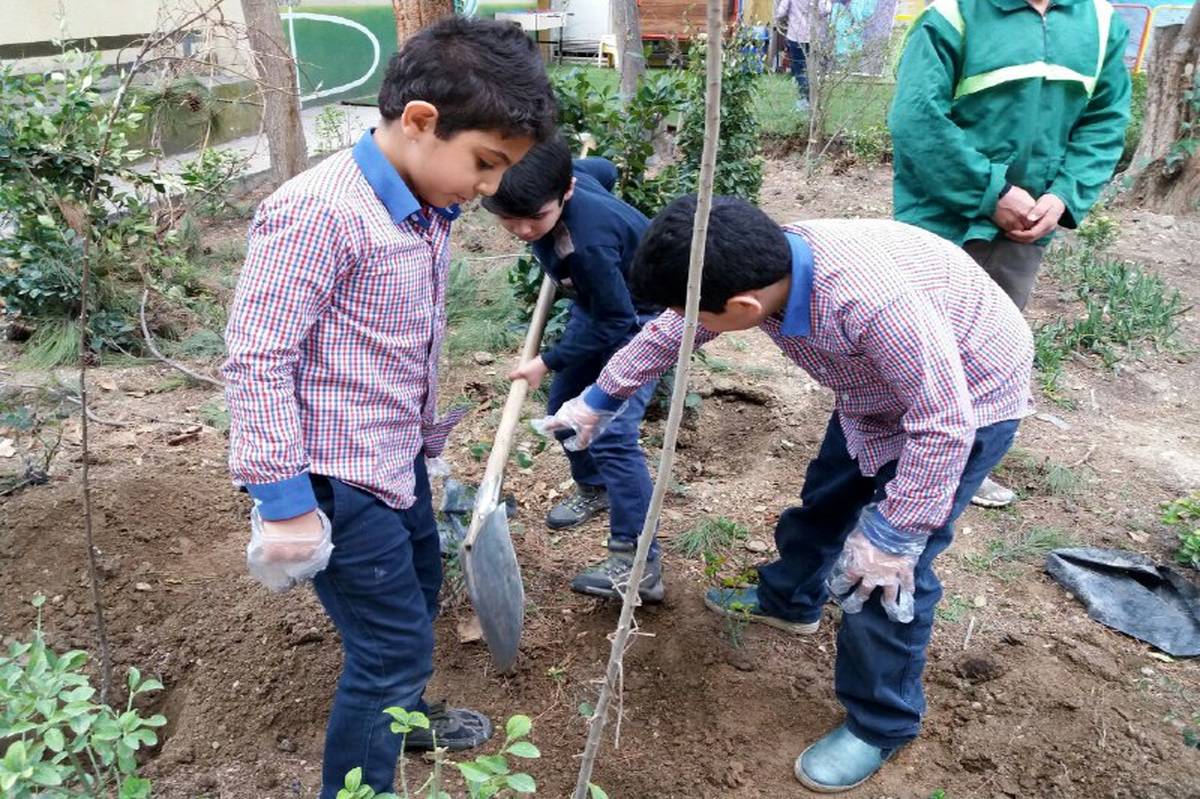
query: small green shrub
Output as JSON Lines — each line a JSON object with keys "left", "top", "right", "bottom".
{"left": 179, "top": 147, "right": 247, "bottom": 217}
{"left": 1162, "top": 493, "right": 1200, "bottom": 569}
{"left": 315, "top": 103, "right": 354, "bottom": 154}
{"left": 0, "top": 596, "right": 166, "bottom": 797}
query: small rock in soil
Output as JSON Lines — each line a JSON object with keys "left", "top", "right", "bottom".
{"left": 744, "top": 539, "right": 769, "bottom": 553}
{"left": 472, "top": 351, "right": 496, "bottom": 365}
{"left": 291, "top": 628, "right": 324, "bottom": 646}
{"left": 276, "top": 737, "right": 298, "bottom": 753}
{"left": 134, "top": 582, "right": 153, "bottom": 592}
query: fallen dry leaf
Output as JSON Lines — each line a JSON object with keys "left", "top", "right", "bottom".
{"left": 95, "top": 376, "right": 118, "bottom": 392}
{"left": 0, "top": 438, "right": 15, "bottom": 458}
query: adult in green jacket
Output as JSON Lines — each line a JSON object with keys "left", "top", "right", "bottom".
{"left": 889, "top": 0, "right": 1131, "bottom": 507}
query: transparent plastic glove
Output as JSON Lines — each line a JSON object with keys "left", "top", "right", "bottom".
{"left": 246, "top": 507, "right": 333, "bottom": 592}
{"left": 826, "top": 528, "right": 920, "bottom": 624}
{"left": 532, "top": 395, "right": 626, "bottom": 452}
{"left": 425, "top": 456, "right": 451, "bottom": 480}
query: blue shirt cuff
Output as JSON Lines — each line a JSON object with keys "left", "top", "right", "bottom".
{"left": 583, "top": 384, "right": 625, "bottom": 412}
{"left": 246, "top": 473, "right": 318, "bottom": 521}
{"left": 858, "top": 504, "right": 929, "bottom": 556}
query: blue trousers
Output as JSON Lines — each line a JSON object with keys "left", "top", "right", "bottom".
{"left": 787, "top": 39, "right": 810, "bottom": 98}
{"left": 310, "top": 458, "right": 440, "bottom": 798}
{"left": 757, "top": 413, "right": 1018, "bottom": 749}
{"left": 546, "top": 311, "right": 659, "bottom": 558}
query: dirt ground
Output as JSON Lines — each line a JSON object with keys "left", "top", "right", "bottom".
{"left": 3, "top": 156, "right": 1200, "bottom": 799}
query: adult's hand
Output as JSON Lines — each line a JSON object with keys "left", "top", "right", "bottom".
{"left": 1006, "top": 193, "right": 1066, "bottom": 243}
{"left": 991, "top": 185, "right": 1037, "bottom": 233}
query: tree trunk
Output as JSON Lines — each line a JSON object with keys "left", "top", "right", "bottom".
{"left": 241, "top": 0, "right": 309, "bottom": 186}
{"left": 392, "top": 0, "right": 454, "bottom": 47}
{"left": 612, "top": 0, "right": 646, "bottom": 102}
{"left": 1128, "top": 6, "right": 1200, "bottom": 214}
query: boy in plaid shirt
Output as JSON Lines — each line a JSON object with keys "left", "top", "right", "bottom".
{"left": 222, "top": 17, "right": 555, "bottom": 797}
{"left": 542, "top": 195, "right": 1033, "bottom": 792}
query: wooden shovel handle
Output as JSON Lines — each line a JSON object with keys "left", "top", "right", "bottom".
{"left": 464, "top": 274, "right": 557, "bottom": 549}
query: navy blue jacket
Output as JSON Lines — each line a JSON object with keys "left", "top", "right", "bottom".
{"left": 533, "top": 158, "right": 652, "bottom": 371}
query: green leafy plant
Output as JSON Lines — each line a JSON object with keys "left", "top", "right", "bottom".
{"left": 669, "top": 25, "right": 765, "bottom": 204}
{"left": 0, "top": 595, "right": 166, "bottom": 797}
{"left": 316, "top": 103, "right": 354, "bottom": 154}
{"left": 505, "top": 256, "right": 570, "bottom": 346}
{"left": 963, "top": 526, "right": 1073, "bottom": 573}
{"left": 1164, "top": 69, "right": 1200, "bottom": 174}
{"left": 179, "top": 147, "right": 247, "bottom": 217}
{"left": 551, "top": 67, "right": 685, "bottom": 216}
{"left": 1162, "top": 493, "right": 1200, "bottom": 569}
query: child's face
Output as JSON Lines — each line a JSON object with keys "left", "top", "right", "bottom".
{"left": 396, "top": 102, "right": 534, "bottom": 208}
{"left": 493, "top": 180, "right": 573, "bottom": 242}
{"left": 411, "top": 129, "right": 533, "bottom": 208}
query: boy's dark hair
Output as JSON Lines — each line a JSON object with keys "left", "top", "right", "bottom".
{"left": 480, "top": 135, "right": 573, "bottom": 217}
{"left": 630, "top": 195, "right": 792, "bottom": 313}
{"left": 378, "top": 16, "right": 557, "bottom": 141}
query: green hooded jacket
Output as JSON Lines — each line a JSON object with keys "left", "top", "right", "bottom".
{"left": 888, "top": 0, "right": 1132, "bottom": 245}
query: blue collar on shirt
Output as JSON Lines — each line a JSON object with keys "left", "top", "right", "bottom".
{"left": 352, "top": 129, "right": 460, "bottom": 228}
{"left": 779, "top": 231, "right": 814, "bottom": 337}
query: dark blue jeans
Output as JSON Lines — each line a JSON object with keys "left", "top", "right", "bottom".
{"left": 757, "top": 413, "right": 1018, "bottom": 749}
{"left": 787, "top": 39, "right": 810, "bottom": 99}
{"left": 546, "top": 310, "right": 659, "bottom": 558}
{"left": 310, "top": 458, "right": 440, "bottom": 798}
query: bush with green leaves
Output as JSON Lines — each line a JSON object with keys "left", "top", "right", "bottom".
{"left": 668, "top": 26, "right": 765, "bottom": 204}
{"left": 0, "top": 51, "right": 171, "bottom": 360}
{"left": 551, "top": 67, "right": 685, "bottom": 216}
{"left": 1162, "top": 493, "right": 1200, "bottom": 570}
{"left": 505, "top": 256, "right": 571, "bottom": 346}
{"left": 0, "top": 595, "right": 166, "bottom": 797}
{"left": 179, "top": 147, "right": 247, "bottom": 217}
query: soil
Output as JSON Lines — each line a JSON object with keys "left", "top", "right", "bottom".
{"left": 3, "top": 157, "right": 1200, "bottom": 799}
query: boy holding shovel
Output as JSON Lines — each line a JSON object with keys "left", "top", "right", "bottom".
{"left": 222, "top": 17, "right": 556, "bottom": 798}
{"left": 481, "top": 134, "right": 665, "bottom": 603}
{"left": 541, "top": 195, "right": 1033, "bottom": 792}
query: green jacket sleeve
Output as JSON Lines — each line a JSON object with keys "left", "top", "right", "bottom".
{"left": 887, "top": 14, "right": 1010, "bottom": 220}
{"left": 1048, "top": 17, "right": 1132, "bottom": 228}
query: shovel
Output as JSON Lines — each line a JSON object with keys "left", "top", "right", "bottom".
{"left": 463, "top": 273, "right": 558, "bottom": 672}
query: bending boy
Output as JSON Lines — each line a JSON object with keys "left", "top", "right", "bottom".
{"left": 542, "top": 196, "right": 1033, "bottom": 792}
{"left": 482, "top": 135, "right": 665, "bottom": 602}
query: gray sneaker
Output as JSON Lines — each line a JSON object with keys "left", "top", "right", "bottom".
{"left": 546, "top": 483, "right": 609, "bottom": 529}
{"left": 570, "top": 540, "right": 664, "bottom": 603}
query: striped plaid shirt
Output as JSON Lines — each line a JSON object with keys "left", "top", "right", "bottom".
{"left": 223, "top": 131, "right": 463, "bottom": 521}
{"left": 586, "top": 219, "right": 1033, "bottom": 537}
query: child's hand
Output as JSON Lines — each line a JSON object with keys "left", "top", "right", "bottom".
{"left": 534, "top": 395, "right": 625, "bottom": 451}
{"left": 509, "top": 355, "right": 550, "bottom": 390}
{"left": 247, "top": 508, "right": 333, "bottom": 591}
{"left": 1005, "top": 193, "right": 1066, "bottom": 244}
{"left": 826, "top": 528, "right": 921, "bottom": 624}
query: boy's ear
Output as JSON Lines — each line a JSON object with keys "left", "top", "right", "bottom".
{"left": 561, "top": 176, "right": 576, "bottom": 204}
{"left": 399, "top": 101, "right": 439, "bottom": 138}
{"left": 724, "top": 293, "right": 766, "bottom": 319}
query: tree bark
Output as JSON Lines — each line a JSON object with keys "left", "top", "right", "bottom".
{"left": 1128, "top": 6, "right": 1200, "bottom": 214}
{"left": 392, "top": 0, "right": 454, "bottom": 47}
{"left": 241, "top": 0, "right": 309, "bottom": 186}
{"left": 612, "top": 0, "right": 646, "bottom": 102}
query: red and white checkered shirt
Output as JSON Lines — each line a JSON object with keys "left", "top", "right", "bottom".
{"left": 591, "top": 219, "right": 1034, "bottom": 535}
{"left": 223, "top": 133, "right": 463, "bottom": 520}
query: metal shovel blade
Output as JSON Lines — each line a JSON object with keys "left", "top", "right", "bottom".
{"left": 463, "top": 505, "right": 524, "bottom": 672}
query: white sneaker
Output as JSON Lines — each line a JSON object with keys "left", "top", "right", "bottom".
{"left": 971, "top": 476, "right": 1016, "bottom": 508}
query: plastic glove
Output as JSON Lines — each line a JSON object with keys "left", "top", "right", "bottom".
{"left": 826, "top": 526, "right": 921, "bottom": 624}
{"left": 246, "top": 507, "right": 333, "bottom": 592}
{"left": 532, "top": 394, "right": 626, "bottom": 452}
{"left": 425, "top": 456, "right": 451, "bottom": 480}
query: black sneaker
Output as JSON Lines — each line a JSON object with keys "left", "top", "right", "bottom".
{"left": 570, "top": 540, "right": 664, "bottom": 603}
{"left": 546, "top": 484, "right": 609, "bottom": 530}
{"left": 403, "top": 701, "right": 493, "bottom": 752}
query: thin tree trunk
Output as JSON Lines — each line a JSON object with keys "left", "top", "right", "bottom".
{"left": 392, "top": 0, "right": 454, "bottom": 47}
{"left": 1128, "top": 7, "right": 1200, "bottom": 214}
{"left": 613, "top": 0, "right": 646, "bottom": 102}
{"left": 570, "top": 0, "right": 724, "bottom": 796}
{"left": 241, "top": 0, "right": 308, "bottom": 186}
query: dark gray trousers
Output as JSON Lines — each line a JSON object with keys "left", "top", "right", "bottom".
{"left": 962, "top": 238, "right": 1046, "bottom": 311}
